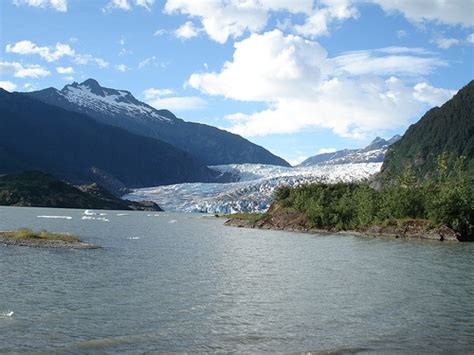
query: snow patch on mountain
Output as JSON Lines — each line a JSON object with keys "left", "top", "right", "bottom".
{"left": 124, "top": 163, "right": 382, "bottom": 214}
{"left": 59, "top": 79, "right": 171, "bottom": 122}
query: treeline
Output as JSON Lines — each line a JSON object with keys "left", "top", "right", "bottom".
{"left": 273, "top": 154, "right": 473, "bottom": 240}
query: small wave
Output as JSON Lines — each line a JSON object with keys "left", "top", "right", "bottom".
{"left": 83, "top": 210, "right": 97, "bottom": 216}
{"left": 168, "top": 219, "right": 177, "bottom": 224}
{"left": 37, "top": 215, "right": 72, "bottom": 220}
{"left": 116, "top": 213, "right": 128, "bottom": 216}
{"left": 127, "top": 236, "right": 140, "bottom": 240}
{"left": 0, "top": 310, "right": 14, "bottom": 319}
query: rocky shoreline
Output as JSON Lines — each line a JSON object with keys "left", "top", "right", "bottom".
{"left": 223, "top": 206, "right": 460, "bottom": 242}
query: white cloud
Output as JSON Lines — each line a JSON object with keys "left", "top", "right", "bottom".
{"left": 73, "top": 54, "right": 109, "bottom": 68}
{"left": 369, "top": 0, "right": 474, "bottom": 27}
{"left": 6, "top": 40, "right": 74, "bottom": 62}
{"left": 188, "top": 30, "right": 454, "bottom": 139}
{"left": 136, "top": 0, "right": 154, "bottom": 10}
{"left": 293, "top": 0, "right": 359, "bottom": 37}
{"left": 432, "top": 36, "right": 460, "bottom": 49}
{"left": 22, "top": 82, "right": 38, "bottom": 92}
{"left": 143, "top": 88, "right": 174, "bottom": 99}
{"left": 105, "top": 0, "right": 131, "bottom": 11}
{"left": 175, "top": 21, "right": 201, "bottom": 39}
{"left": 143, "top": 87, "right": 206, "bottom": 111}
{"left": 13, "top": 0, "right": 67, "bottom": 12}
{"left": 317, "top": 147, "right": 337, "bottom": 154}
{"left": 413, "top": 82, "right": 456, "bottom": 106}
{"left": 0, "top": 81, "right": 16, "bottom": 92}
{"left": 0, "top": 61, "right": 50, "bottom": 78}
{"left": 164, "top": 0, "right": 313, "bottom": 43}
{"left": 189, "top": 30, "right": 329, "bottom": 102}
{"left": 115, "top": 64, "right": 128, "bottom": 72}
{"left": 104, "top": 0, "right": 154, "bottom": 11}
{"left": 138, "top": 56, "right": 166, "bottom": 69}
{"left": 467, "top": 33, "right": 474, "bottom": 44}
{"left": 154, "top": 29, "right": 168, "bottom": 36}
{"left": 56, "top": 66, "right": 74, "bottom": 74}
{"left": 333, "top": 47, "right": 446, "bottom": 76}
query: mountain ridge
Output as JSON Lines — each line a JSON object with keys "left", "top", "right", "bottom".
{"left": 0, "top": 89, "right": 220, "bottom": 190}
{"left": 381, "top": 80, "right": 473, "bottom": 179}
{"left": 25, "top": 79, "right": 290, "bottom": 167}
{"left": 299, "top": 135, "right": 401, "bottom": 167}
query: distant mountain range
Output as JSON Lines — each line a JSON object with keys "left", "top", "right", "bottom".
{"left": 26, "top": 79, "right": 289, "bottom": 167}
{"left": 382, "top": 80, "right": 473, "bottom": 179}
{"left": 299, "top": 135, "right": 401, "bottom": 167}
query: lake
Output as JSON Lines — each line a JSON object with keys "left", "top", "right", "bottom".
{"left": 0, "top": 206, "right": 473, "bottom": 352}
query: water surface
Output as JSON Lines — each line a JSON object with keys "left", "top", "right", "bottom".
{"left": 0, "top": 206, "right": 473, "bottom": 352}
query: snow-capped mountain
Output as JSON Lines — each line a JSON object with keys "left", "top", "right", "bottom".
{"left": 26, "top": 79, "right": 289, "bottom": 167}
{"left": 299, "top": 135, "right": 401, "bottom": 167}
{"left": 124, "top": 163, "right": 382, "bottom": 214}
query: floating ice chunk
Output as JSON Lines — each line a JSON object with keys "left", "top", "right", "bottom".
{"left": 83, "top": 210, "right": 96, "bottom": 216}
{"left": 37, "top": 215, "right": 72, "bottom": 220}
{"left": 81, "top": 216, "right": 109, "bottom": 222}
{"left": 0, "top": 311, "right": 14, "bottom": 318}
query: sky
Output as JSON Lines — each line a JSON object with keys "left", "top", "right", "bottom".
{"left": 1, "top": 0, "right": 473, "bottom": 165}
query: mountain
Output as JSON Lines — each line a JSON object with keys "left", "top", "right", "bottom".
{"left": 381, "top": 80, "right": 473, "bottom": 179}
{"left": 25, "top": 79, "right": 290, "bottom": 167}
{"left": 0, "top": 89, "right": 219, "bottom": 189}
{"left": 0, "top": 171, "right": 161, "bottom": 210}
{"left": 299, "top": 135, "right": 401, "bottom": 167}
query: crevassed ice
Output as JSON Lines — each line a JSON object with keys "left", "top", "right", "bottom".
{"left": 124, "top": 163, "right": 382, "bottom": 214}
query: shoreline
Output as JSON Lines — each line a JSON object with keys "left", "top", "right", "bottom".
{"left": 223, "top": 211, "right": 460, "bottom": 242}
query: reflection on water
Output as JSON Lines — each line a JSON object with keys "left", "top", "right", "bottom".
{"left": 0, "top": 206, "right": 473, "bottom": 352}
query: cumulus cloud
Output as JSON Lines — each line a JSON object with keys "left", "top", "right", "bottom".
{"left": 467, "top": 33, "right": 474, "bottom": 44}
{"left": 56, "top": 66, "right": 74, "bottom": 74}
{"left": 143, "top": 87, "right": 206, "bottom": 111}
{"left": 188, "top": 30, "right": 454, "bottom": 138}
{"left": 6, "top": 40, "right": 74, "bottom": 62}
{"left": 175, "top": 21, "right": 201, "bottom": 39}
{"left": 0, "top": 61, "right": 50, "bottom": 78}
{"left": 0, "top": 81, "right": 17, "bottom": 92}
{"left": 13, "top": 0, "right": 67, "bottom": 12}
{"left": 164, "top": 0, "right": 313, "bottom": 43}
{"left": 164, "top": 1, "right": 473, "bottom": 43}
{"left": 293, "top": 0, "right": 359, "bottom": 37}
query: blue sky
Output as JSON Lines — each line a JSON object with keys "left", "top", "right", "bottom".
{"left": 1, "top": 0, "right": 473, "bottom": 165}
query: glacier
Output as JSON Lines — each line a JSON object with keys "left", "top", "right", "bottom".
{"left": 124, "top": 163, "right": 382, "bottom": 214}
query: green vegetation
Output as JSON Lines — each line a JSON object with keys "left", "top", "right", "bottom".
{"left": 224, "top": 212, "right": 266, "bottom": 224}
{"left": 381, "top": 80, "right": 474, "bottom": 179}
{"left": 0, "top": 228, "right": 80, "bottom": 242}
{"left": 273, "top": 156, "right": 473, "bottom": 240}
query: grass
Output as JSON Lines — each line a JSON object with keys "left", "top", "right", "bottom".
{"left": 0, "top": 228, "right": 80, "bottom": 242}
{"left": 223, "top": 213, "right": 266, "bottom": 224}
